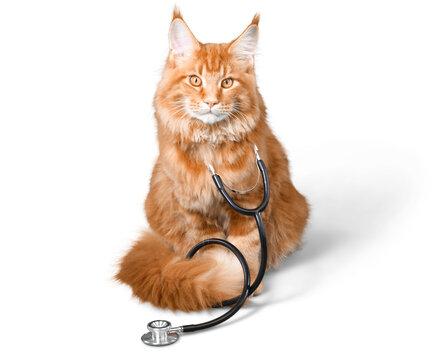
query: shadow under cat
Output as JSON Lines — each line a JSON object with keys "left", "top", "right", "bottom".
{"left": 219, "top": 145, "right": 414, "bottom": 328}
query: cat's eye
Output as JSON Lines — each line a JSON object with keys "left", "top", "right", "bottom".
{"left": 189, "top": 75, "right": 202, "bottom": 87}
{"left": 221, "top": 78, "right": 233, "bottom": 89}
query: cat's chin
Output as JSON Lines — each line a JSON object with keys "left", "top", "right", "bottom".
{"left": 193, "top": 113, "right": 227, "bottom": 124}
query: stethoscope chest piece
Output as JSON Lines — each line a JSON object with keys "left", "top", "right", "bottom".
{"left": 141, "top": 320, "right": 179, "bottom": 346}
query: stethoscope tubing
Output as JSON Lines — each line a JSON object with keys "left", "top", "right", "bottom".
{"left": 181, "top": 159, "right": 270, "bottom": 333}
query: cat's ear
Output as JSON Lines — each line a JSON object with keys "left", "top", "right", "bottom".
{"left": 229, "top": 14, "right": 259, "bottom": 62}
{"left": 169, "top": 7, "right": 200, "bottom": 57}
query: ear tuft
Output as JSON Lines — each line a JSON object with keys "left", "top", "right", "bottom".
{"left": 172, "top": 5, "right": 183, "bottom": 21}
{"left": 251, "top": 13, "right": 260, "bottom": 26}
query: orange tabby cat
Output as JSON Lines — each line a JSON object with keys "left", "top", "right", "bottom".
{"left": 116, "top": 8, "right": 309, "bottom": 311}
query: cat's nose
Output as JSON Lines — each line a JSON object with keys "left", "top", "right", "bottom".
{"left": 204, "top": 100, "right": 218, "bottom": 108}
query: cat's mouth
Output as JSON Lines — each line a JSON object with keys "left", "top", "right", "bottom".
{"left": 192, "top": 110, "right": 228, "bottom": 124}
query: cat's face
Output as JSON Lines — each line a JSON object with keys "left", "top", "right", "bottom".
{"left": 155, "top": 11, "right": 262, "bottom": 143}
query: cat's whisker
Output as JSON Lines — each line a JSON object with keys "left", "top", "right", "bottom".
{"left": 167, "top": 107, "right": 187, "bottom": 119}
{"left": 229, "top": 109, "right": 243, "bottom": 120}
{"left": 168, "top": 104, "right": 186, "bottom": 111}
{"left": 231, "top": 106, "right": 244, "bottom": 115}
{"left": 169, "top": 99, "right": 186, "bottom": 105}
{"left": 169, "top": 103, "right": 187, "bottom": 110}
{"left": 231, "top": 108, "right": 251, "bottom": 123}
{"left": 170, "top": 103, "right": 186, "bottom": 109}
{"left": 169, "top": 107, "right": 186, "bottom": 115}
{"left": 228, "top": 112, "right": 240, "bottom": 123}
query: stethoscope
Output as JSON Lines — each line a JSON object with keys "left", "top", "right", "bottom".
{"left": 142, "top": 145, "right": 270, "bottom": 346}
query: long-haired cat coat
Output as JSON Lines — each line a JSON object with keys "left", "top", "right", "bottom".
{"left": 116, "top": 9, "right": 309, "bottom": 311}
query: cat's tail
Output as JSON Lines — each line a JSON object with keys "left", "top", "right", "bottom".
{"left": 115, "top": 231, "right": 244, "bottom": 311}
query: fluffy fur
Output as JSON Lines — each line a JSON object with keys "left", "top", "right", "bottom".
{"left": 116, "top": 8, "right": 309, "bottom": 311}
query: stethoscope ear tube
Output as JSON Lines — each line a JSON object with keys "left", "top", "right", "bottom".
{"left": 142, "top": 155, "right": 270, "bottom": 345}
{"left": 212, "top": 160, "right": 270, "bottom": 215}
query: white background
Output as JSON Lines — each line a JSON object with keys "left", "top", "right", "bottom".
{"left": 1, "top": 0, "right": 437, "bottom": 359}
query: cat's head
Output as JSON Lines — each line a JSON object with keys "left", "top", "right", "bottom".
{"left": 154, "top": 8, "right": 264, "bottom": 144}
